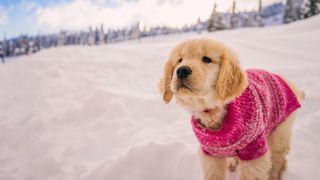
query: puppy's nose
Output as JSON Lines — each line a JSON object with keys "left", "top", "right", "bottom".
{"left": 177, "top": 66, "right": 192, "bottom": 79}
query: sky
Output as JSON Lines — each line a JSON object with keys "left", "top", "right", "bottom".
{"left": 0, "top": 0, "right": 282, "bottom": 38}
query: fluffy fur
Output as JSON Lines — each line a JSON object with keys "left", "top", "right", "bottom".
{"left": 160, "top": 38, "right": 304, "bottom": 180}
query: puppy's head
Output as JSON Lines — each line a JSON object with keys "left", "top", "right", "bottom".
{"left": 160, "top": 38, "right": 247, "bottom": 105}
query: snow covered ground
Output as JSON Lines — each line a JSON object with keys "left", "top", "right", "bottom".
{"left": 1, "top": 15, "right": 320, "bottom": 180}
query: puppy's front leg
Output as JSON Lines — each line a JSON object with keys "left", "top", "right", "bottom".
{"left": 239, "top": 151, "right": 271, "bottom": 180}
{"left": 198, "top": 148, "right": 227, "bottom": 180}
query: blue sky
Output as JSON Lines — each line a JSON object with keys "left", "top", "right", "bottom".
{"left": 0, "top": 0, "right": 281, "bottom": 39}
{"left": 0, "top": 0, "right": 68, "bottom": 38}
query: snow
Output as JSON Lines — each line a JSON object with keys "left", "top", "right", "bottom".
{"left": 1, "top": 15, "right": 320, "bottom": 180}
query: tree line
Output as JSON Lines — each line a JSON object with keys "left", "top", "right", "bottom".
{"left": 0, "top": 0, "right": 319, "bottom": 62}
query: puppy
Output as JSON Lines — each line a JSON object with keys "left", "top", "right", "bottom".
{"left": 160, "top": 38, "right": 304, "bottom": 180}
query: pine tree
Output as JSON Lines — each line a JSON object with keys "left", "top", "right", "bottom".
{"left": 230, "top": 1, "right": 239, "bottom": 29}
{"left": 58, "top": 30, "right": 66, "bottom": 46}
{"left": 196, "top": 17, "right": 203, "bottom": 34}
{"left": 242, "top": 13, "right": 255, "bottom": 27}
{"left": 257, "top": 0, "right": 264, "bottom": 27}
{"left": 130, "top": 22, "right": 140, "bottom": 41}
{"left": 0, "top": 41, "right": 4, "bottom": 63}
{"left": 99, "top": 24, "right": 105, "bottom": 45}
{"left": 208, "top": 3, "right": 218, "bottom": 32}
{"left": 95, "top": 27, "right": 99, "bottom": 45}
{"left": 303, "top": 0, "right": 320, "bottom": 18}
{"left": 215, "top": 14, "right": 226, "bottom": 31}
{"left": 207, "top": 3, "right": 225, "bottom": 32}
{"left": 284, "top": 0, "right": 303, "bottom": 23}
{"left": 88, "top": 27, "right": 95, "bottom": 45}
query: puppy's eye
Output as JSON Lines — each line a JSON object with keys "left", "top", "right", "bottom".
{"left": 202, "top": 56, "right": 212, "bottom": 63}
{"left": 178, "top": 58, "right": 183, "bottom": 63}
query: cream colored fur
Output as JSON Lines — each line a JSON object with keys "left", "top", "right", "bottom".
{"left": 160, "top": 38, "right": 304, "bottom": 180}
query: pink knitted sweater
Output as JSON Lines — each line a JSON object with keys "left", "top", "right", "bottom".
{"left": 192, "top": 69, "right": 301, "bottom": 160}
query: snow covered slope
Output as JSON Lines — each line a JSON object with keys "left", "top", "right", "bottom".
{"left": 1, "top": 15, "right": 320, "bottom": 180}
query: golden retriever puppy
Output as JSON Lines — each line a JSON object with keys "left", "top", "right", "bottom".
{"left": 160, "top": 38, "right": 304, "bottom": 180}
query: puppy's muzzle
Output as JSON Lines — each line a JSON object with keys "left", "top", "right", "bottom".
{"left": 177, "top": 66, "right": 192, "bottom": 79}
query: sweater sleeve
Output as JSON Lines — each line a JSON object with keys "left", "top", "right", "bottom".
{"left": 237, "top": 133, "right": 268, "bottom": 161}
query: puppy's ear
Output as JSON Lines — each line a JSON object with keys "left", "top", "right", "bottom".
{"left": 160, "top": 60, "right": 174, "bottom": 104}
{"left": 215, "top": 49, "right": 247, "bottom": 101}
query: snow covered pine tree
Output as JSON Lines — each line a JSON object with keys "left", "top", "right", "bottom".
{"left": 0, "top": 42, "right": 4, "bottom": 63}
{"left": 303, "top": 0, "right": 320, "bottom": 18}
{"left": 207, "top": 3, "right": 226, "bottom": 32}
{"left": 284, "top": 0, "right": 303, "bottom": 23}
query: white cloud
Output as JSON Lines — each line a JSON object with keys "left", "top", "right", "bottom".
{"left": 35, "top": 0, "right": 212, "bottom": 32}
{"left": 35, "top": 0, "right": 281, "bottom": 32}
{"left": 0, "top": 6, "right": 8, "bottom": 25}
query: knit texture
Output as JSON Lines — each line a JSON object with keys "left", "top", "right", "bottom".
{"left": 191, "top": 69, "right": 301, "bottom": 160}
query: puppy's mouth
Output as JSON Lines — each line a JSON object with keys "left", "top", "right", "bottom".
{"left": 178, "top": 82, "right": 193, "bottom": 90}
{"left": 176, "top": 81, "right": 198, "bottom": 94}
